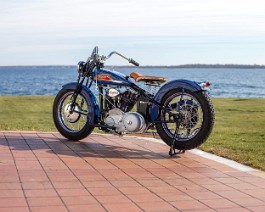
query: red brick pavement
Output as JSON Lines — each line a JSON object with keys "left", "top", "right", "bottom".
{"left": 0, "top": 131, "right": 265, "bottom": 212}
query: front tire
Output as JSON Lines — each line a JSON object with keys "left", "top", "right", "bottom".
{"left": 156, "top": 89, "right": 214, "bottom": 150}
{"left": 53, "top": 89, "right": 95, "bottom": 141}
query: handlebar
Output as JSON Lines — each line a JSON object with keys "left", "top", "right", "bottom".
{"left": 87, "top": 47, "right": 140, "bottom": 67}
{"left": 106, "top": 51, "right": 139, "bottom": 66}
{"left": 128, "top": 58, "right": 139, "bottom": 66}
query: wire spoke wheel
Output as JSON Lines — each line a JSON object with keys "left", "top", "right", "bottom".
{"left": 162, "top": 92, "right": 203, "bottom": 141}
{"left": 59, "top": 92, "right": 88, "bottom": 132}
{"left": 156, "top": 89, "right": 214, "bottom": 150}
{"left": 53, "top": 89, "right": 95, "bottom": 141}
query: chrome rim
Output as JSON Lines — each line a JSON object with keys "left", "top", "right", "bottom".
{"left": 58, "top": 92, "right": 90, "bottom": 133}
{"left": 161, "top": 92, "right": 203, "bottom": 141}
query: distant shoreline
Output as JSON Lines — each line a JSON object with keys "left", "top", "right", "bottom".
{"left": 0, "top": 64, "right": 265, "bottom": 69}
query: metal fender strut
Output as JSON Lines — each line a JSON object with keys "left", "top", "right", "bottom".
{"left": 149, "top": 79, "right": 202, "bottom": 121}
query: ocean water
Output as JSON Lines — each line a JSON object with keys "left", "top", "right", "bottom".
{"left": 0, "top": 66, "right": 265, "bottom": 98}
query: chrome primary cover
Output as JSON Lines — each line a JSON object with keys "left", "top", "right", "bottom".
{"left": 123, "top": 112, "right": 146, "bottom": 132}
{"left": 105, "top": 109, "right": 146, "bottom": 133}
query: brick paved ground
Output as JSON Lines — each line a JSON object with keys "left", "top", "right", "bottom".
{"left": 0, "top": 131, "right": 265, "bottom": 212}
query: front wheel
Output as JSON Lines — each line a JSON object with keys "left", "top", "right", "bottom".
{"left": 156, "top": 89, "right": 214, "bottom": 150}
{"left": 53, "top": 88, "right": 95, "bottom": 141}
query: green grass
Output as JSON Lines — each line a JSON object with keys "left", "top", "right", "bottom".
{"left": 0, "top": 96, "right": 56, "bottom": 131}
{"left": 0, "top": 96, "right": 264, "bottom": 170}
{"left": 200, "top": 98, "right": 265, "bottom": 171}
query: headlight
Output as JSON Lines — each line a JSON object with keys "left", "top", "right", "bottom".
{"left": 77, "top": 61, "right": 85, "bottom": 76}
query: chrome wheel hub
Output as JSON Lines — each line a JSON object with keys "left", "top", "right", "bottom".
{"left": 64, "top": 103, "right": 80, "bottom": 123}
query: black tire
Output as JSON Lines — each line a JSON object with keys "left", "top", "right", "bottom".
{"left": 53, "top": 88, "right": 95, "bottom": 141}
{"left": 156, "top": 89, "right": 214, "bottom": 150}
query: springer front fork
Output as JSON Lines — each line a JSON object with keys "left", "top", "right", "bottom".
{"left": 69, "top": 76, "right": 91, "bottom": 115}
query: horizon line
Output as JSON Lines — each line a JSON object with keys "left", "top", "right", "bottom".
{"left": 1, "top": 64, "right": 265, "bottom": 68}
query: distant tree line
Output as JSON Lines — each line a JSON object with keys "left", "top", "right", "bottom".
{"left": 1, "top": 64, "right": 265, "bottom": 69}
{"left": 109, "top": 64, "right": 265, "bottom": 69}
{"left": 169, "top": 64, "right": 265, "bottom": 69}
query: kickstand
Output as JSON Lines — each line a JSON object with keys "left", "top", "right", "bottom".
{"left": 170, "top": 121, "right": 180, "bottom": 157}
{"left": 169, "top": 146, "right": 185, "bottom": 157}
{"left": 169, "top": 145, "right": 176, "bottom": 156}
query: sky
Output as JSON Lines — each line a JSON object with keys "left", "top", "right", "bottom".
{"left": 1, "top": 0, "right": 265, "bottom": 66}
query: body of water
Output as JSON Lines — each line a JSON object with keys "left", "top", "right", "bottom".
{"left": 0, "top": 66, "right": 265, "bottom": 98}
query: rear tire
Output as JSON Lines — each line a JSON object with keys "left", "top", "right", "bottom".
{"left": 53, "top": 88, "right": 95, "bottom": 141}
{"left": 156, "top": 89, "right": 214, "bottom": 150}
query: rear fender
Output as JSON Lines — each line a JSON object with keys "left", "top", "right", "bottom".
{"left": 150, "top": 79, "right": 202, "bottom": 121}
{"left": 62, "top": 82, "right": 100, "bottom": 121}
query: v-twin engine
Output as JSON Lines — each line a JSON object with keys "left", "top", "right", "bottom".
{"left": 105, "top": 109, "right": 146, "bottom": 133}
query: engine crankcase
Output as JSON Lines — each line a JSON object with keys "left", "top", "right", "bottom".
{"left": 105, "top": 109, "right": 146, "bottom": 133}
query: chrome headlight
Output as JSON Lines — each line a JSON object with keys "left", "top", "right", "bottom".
{"left": 77, "top": 61, "right": 85, "bottom": 76}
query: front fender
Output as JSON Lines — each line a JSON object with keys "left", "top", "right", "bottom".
{"left": 150, "top": 79, "right": 202, "bottom": 121}
{"left": 62, "top": 82, "right": 100, "bottom": 120}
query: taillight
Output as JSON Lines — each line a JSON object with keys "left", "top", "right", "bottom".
{"left": 199, "top": 81, "right": 211, "bottom": 90}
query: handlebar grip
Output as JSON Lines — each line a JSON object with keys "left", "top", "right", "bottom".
{"left": 129, "top": 58, "right": 139, "bottom": 66}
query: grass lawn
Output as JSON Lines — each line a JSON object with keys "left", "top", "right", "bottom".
{"left": 201, "top": 98, "right": 265, "bottom": 171}
{"left": 0, "top": 96, "right": 264, "bottom": 171}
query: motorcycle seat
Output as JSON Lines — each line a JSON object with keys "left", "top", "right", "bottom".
{"left": 130, "top": 72, "right": 168, "bottom": 84}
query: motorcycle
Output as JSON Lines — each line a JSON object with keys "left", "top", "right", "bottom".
{"left": 53, "top": 46, "right": 214, "bottom": 156}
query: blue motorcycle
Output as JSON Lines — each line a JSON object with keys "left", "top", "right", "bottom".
{"left": 53, "top": 46, "right": 214, "bottom": 156}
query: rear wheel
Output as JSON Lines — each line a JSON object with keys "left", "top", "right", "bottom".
{"left": 53, "top": 89, "right": 95, "bottom": 141}
{"left": 156, "top": 89, "right": 214, "bottom": 150}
